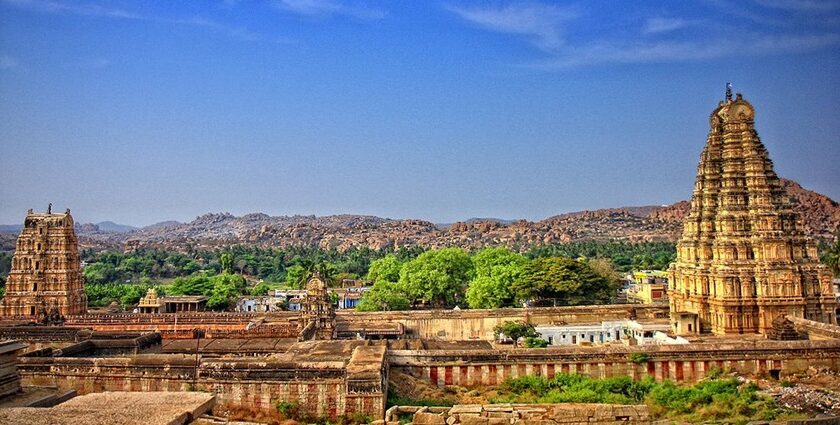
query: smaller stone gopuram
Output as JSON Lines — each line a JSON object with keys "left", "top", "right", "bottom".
{"left": 298, "top": 273, "right": 337, "bottom": 340}
{"left": 0, "top": 208, "right": 88, "bottom": 319}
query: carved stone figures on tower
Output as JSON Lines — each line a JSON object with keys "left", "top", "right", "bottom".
{"left": 0, "top": 209, "right": 88, "bottom": 319}
{"left": 669, "top": 94, "right": 837, "bottom": 335}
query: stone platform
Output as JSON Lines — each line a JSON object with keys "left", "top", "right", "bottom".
{"left": 0, "top": 391, "right": 215, "bottom": 425}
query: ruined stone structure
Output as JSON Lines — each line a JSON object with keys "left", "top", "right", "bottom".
{"left": 388, "top": 404, "right": 651, "bottom": 425}
{"left": 391, "top": 339, "right": 840, "bottom": 387}
{"left": 0, "top": 209, "right": 87, "bottom": 319}
{"left": 669, "top": 93, "right": 837, "bottom": 335}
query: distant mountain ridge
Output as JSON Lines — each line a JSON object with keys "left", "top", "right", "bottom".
{"left": 1, "top": 178, "right": 837, "bottom": 252}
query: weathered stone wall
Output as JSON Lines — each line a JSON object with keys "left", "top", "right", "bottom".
{"left": 17, "top": 347, "right": 387, "bottom": 420}
{"left": 59, "top": 312, "right": 299, "bottom": 339}
{"left": 787, "top": 316, "right": 840, "bottom": 340}
{"left": 389, "top": 340, "right": 840, "bottom": 386}
{"left": 337, "top": 305, "right": 668, "bottom": 340}
{"left": 2, "top": 306, "right": 668, "bottom": 342}
{"left": 388, "top": 404, "right": 651, "bottom": 425}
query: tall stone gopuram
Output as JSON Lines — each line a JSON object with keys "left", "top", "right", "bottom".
{"left": 669, "top": 92, "right": 837, "bottom": 335}
{"left": 0, "top": 208, "right": 88, "bottom": 319}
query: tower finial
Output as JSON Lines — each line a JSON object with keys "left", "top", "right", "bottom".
{"left": 47, "top": 203, "right": 52, "bottom": 214}
{"left": 725, "top": 82, "right": 733, "bottom": 101}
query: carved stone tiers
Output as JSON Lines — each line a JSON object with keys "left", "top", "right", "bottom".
{"left": 0, "top": 209, "right": 88, "bottom": 319}
{"left": 669, "top": 94, "right": 837, "bottom": 335}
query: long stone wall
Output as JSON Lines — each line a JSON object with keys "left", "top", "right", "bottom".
{"left": 389, "top": 339, "right": 840, "bottom": 386}
{"left": 2, "top": 306, "right": 669, "bottom": 341}
{"left": 60, "top": 312, "right": 299, "bottom": 339}
{"left": 17, "top": 345, "right": 387, "bottom": 420}
{"left": 337, "top": 305, "right": 669, "bottom": 340}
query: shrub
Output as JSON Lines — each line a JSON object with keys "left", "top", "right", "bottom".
{"left": 629, "top": 352, "right": 649, "bottom": 364}
{"left": 524, "top": 337, "right": 549, "bottom": 348}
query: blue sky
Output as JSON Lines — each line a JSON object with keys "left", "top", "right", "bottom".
{"left": 1, "top": 0, "right": 839, "bottom": 226}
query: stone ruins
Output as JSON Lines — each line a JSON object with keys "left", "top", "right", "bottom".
{"left": 0, "top": 93, "right": 838, "bottom": 423}
{"left": 669, "top": 93, "right": 837, "bottom": 335}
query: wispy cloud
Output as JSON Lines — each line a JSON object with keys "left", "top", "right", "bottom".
{"left": 530, "top": 33, "right": 840, "bottom": 69}
{"left": 273, "top": 0, "right": 385, "bottom": 20}
{"left": 447, "top": 1, "right": 840, "bottom": 69}
{"left": 2, "top": 0, "right": 142, "bottom": 19}
{"left": 445, "top": 2, "right": 578, "bottom": 51}
{"left": 2, "top": 0, "right": 286, "bottom": 43}
{"left": 753, "top": 0, "right": 840, "bottom": 13}
{"left": 643, "top": 17, "right": 688, "bottom": 34}
{"left": 170, "top": 17, "right": 263, "bottom": 42}
{"left": 0, "top": 56, "right": 18, "bottom": 69}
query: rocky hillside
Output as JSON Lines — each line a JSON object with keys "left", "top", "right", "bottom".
{"left": 2, "top": 178, "right": 836, "bottom": 252}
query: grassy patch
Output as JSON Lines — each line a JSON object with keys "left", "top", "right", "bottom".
{"left": 491, "top": 374, "right": 800, "bottom": 424}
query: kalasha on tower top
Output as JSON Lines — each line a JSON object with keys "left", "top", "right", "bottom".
{"left": 669, "top": 88, "right": 837, "bottom": 335}
{"left": 0, "top": 207, "right": 88, "bottom": 320}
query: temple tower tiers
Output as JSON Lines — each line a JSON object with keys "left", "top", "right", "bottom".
{"left": 299, "top": 273, "right": 336, "bottom": 340}
{"left": 0, "top": 208, "right": 88, "bottom": 318}
{"left": 669, "top": 93, "right": 837, "bottom": 335}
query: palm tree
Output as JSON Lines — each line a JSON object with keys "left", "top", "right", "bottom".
{"left": 822, "top": 231, "right": 840, "bottom": 277}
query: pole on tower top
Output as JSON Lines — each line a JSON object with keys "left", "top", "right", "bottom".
{"left": 725, "top": 82, "right": 733, "bottom": 101}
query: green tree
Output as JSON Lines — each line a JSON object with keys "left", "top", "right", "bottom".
{"left": 821, "top": 231, "right": 840, "bottom": 277}
{"left": 207, "top": 273, "right": 247, "bottom": 310}
{"left": 250, "top": 282, "right": 272, "bottom": 296}
{"left": 586, "top": 258, "right": 622, "bottom": 287}
{"left": 494, "top": 321, "right": 539, "bottom": 347}
{"left": 399, "top": 248, "right": 474, "bottom": 308}
{"left": 285, "top": 265, "right": 308, "bottom": 289}
{"left": 169, "top": 274, "right": 214, "bottom": 296}
{"left": 357, "top": 280, "right": 411, "bottom": 311}
{"left": 465, "top": 248, "right": 527, "bottom": 309}
{"left": 512, "top": 257, "right": 616, "bottom": 307}
{"left": 366, "top": 255, "right": 403, "bottom": 285}
{"left": 83, "top": 262, "right": 118, "bottom": 285}
{"left": 220, "top": 252, "right": 234, "bottom": 275}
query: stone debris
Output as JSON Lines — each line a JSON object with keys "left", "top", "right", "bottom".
{"left": 776, "top": 385, "right": 840, "bottom": 416}
{"left": 389, "top": 403, "right": 651, "bottom": 425}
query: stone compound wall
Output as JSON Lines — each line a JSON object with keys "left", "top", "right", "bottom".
{"left": 337, "top": 305, "right": 668, "bottom": 341}
{"left": 17, "top": 345, "right": 387, "bottom": 420}
{"left": 2, "top": 305, "right": 667, "bottom": 341}
{"left": 60, "top": 312, "right": 299, "bottom": 339}
{"left": 389, "top": 340, "right": 840, "bottom": 387}
{"left": 386, "top": 404, "right": 651, "bottom": 425}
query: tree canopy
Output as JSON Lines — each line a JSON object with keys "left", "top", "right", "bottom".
{"left": 398, "top": 247, "right": 474, "bottom": 308}
{"left": 494, "top": 320, "right": 539, "bottom": 347}
{"left": 512, "top": 257, "right": 616, "bottom": 306}
{"left": 465, "top": 247, "right": 527, "bottom": 309}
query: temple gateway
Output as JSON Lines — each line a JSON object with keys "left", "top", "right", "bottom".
{"left": 669, "top": 92, "right": 837, "bottom": 335}
{"left": 0, "top": 208, "right": 88, "bottom": 319}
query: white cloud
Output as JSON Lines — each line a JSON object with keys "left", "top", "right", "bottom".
{"left": 0, "top": 56, "right": 18, "bottom": 69}
{"left": 445, "top": 2, "right": 578, "bottom": 51}
{"left": 530, "top": 33, "right": 840, "bottom": 69}
{"left": 643, "top": 17, "right": 688, "bottom": 34}
{"left": 274, "top": 0, "right": 385, "bottom": 20}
